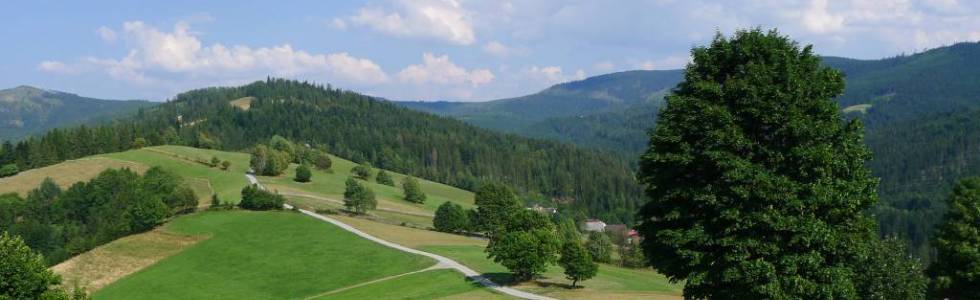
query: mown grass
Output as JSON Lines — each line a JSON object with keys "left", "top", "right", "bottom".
{"left": 319, "top": 269, "right": 510, "bottom": 300}
{"left": 0, "top": 157, "right": 148, "bottom": 196}
{"left": 97, "top": 146, "right": 250, "bottom": 203}
{"left": 259, "top": 152, "right": 475, "bottom": 215}
{"left": 93, "top": 211, "right": 435, "bottom": 300}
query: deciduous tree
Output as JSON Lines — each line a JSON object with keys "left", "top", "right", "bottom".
{"left": 401, "top": 176, "right": 426, "bottom": 204}
{"left": 559, "top": 241, "right": 598, "bottom": 288}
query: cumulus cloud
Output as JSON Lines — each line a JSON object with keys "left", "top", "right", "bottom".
{"left": 342, "top": 0, "right": 475, "bottom": 45}
{"left": 397, "top": 53, "right": 493, "bottom": 86}
{"left": 37, "top": 61, "right": 77, "bottom": 74}
{"left": 41, "top": 21, "right": 388, "bottom": 86}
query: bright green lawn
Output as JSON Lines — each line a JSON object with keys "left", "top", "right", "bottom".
{"left": 319, "top": 269, "right": 509, "bottom": 300}
{"left": 93, "top": 211, "right": 435, "bottom": 300}
{"left": 98, "top": 146, "right": 250, "bottom": 203}
{"left": 421, "top": 245, "right": 682, "bottom": 296}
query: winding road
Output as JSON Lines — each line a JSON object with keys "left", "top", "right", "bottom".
{"left": 245, "top": 174, "right": 556, "bottom": 300}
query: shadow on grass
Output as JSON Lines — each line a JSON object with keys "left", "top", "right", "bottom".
{"left": 465, "top": 272, "right": 576, "bottom": 290}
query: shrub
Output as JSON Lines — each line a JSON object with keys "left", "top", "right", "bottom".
{"left": 376, "top": 169, "right": 394, "bottom": 186}
{"left": 314, "top": 152, "right": 332, "bottom": 170}
{"left": 351, "top": 163, "right": 373, "bottom": 180}
{"left": 0, "top": 163, "right": 19, "bottom": 177}
{"left": 402, "top": 176, "right": 426, "bottom": 204}
{"left": 294, "top": 164, "right": 312, "bottom": 183}
{"left": 239, "top": 185, "right": 284, "bottom": 210}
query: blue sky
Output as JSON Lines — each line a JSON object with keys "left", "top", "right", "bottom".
{"left": 3, "top": 0, "right": 979, "bottom": 101}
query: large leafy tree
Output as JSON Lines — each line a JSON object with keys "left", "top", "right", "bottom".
{"left": 433, "top": 201, "right": 469, "bottom": 233}
{"left": 343, "top": 177, "right": 376, "bottom": 214}
{"left": 486, "top": 210, "right": 560, "bottom": 281}
{"left": 474, "top": 183, "right": 522, "bottom": 235}
{"left": 637, "top": 29, "right": 879, "bottom": 299}
{"left": 558, "top": 240, "right": 598, "bottom": 288}
{"left": 929, "top": 177, "right": 980, "bottom": 299}
{"left": 0, "top": 231, "right": 88, "bottom": 300}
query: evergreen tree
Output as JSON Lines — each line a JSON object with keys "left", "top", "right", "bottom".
{"left": 294, "top": 164, "right": 312, "bottom": 183}
{"left": 401, "top": 176, "right": 426, "bottom": 204}
{"left": 929, "top": 177, "right": 980, "bottom": 299}
{"left": 434, "top": 201, "right": 469, "bottom": 233}
{"left": 376, "top": 169, "right": 394, "bottom": 186}
{"left": 585, "top": 231, "right": 613, "bottom": 264}
{"left": 558, "top": 241, "right": 598, "bottom": 288}
{"left": 853, "top": 237, "right": 926, "bottom": 300}
{"left": 343, "top": 177, "right": 376, "bottom": 214}
{"left": 637, "top": 29, "right": 878, "bottom": 299}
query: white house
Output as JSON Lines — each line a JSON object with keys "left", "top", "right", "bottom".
{"left": 583, "top": 219, "right": 607, "bottom": 232}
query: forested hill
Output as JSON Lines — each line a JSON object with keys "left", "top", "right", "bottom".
{"left": 0, "top": 86, "right": 155, "bottom": 140}
{"left": 0, "top": 79, "right": 642, "bottom": 224}
{"left": 398, "top": 70, "right": 682, "bottom": 132}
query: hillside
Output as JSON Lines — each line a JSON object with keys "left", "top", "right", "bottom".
{"left": 2, "top": 79, "right": 643, "bottom": 224}
{"left": 0, "top": 86, "right": 155, "bottom": 140}
{"left": 398, "top": 70, "right": 682, "bottom": 132}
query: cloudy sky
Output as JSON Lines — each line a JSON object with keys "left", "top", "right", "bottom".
{"left": 3, "top": 0, "right": 979, "bottom": 101}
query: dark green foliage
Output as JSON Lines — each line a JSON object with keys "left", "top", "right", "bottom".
{"left": 474, "top": 183, "right": 522, "bottom": 235}
{"left": 132, "top": 137, "right": 147, "bottom": 149}
{"left": 210, "top": 194, "right": 220, "bottom": 207}
{"left": 0, "top": 163, "right": 18, "bottom": 177}
{"left": 585, "top": 231, "right": 613, "bottom": 264}
{"left": 314, "top": 152, "right": 332, "bottom": 170}
{"left": 343, "top": 177, "right": 376, "bottom": 214}
{"left": 210, "top": 156, "right": 220, "bottom": 167}
{"left": 239, "top": 185, "right": 284, "bottom": 210}
{"left": 0, "top": 168, "right": 193, "bottom": 266}
{"left": 555, "top": 217, "right": 581, "bottom": 244}
{"left": 928, "top": 177, "right": 980, "bottom": 299}
{"left": 433, "top": 201, "right": 469, "bottom": 233}
{"left": 401, "top": 176, "right": 426, "bottom": 204}
{"left": 619, "top": 244, "right": 647, "bottom": 268}
{"left": 220, "top": 160, "right": 230, "bottom": 170}
{"left": 294, "top": 164, "right": 312, "bottom": 183}
{"left": 375, "top": 169, "right": 394, "bottom": 186}
{"left": 637, "top": 29, "right": 878, "bottom": 299}
{"left": 558, "top": 241, "right": 598, "bottom": 287}
{"left": 0, "top": 78, "right": 641, "bottom": 225}
{"left": 486, "top": 209, "right": 561, "bottom": 281}
{"left": 852, "top": 237, "right": 926, "bottom": 300}
{"left": 351, "top": 163, "right": 373, "bottom": 181}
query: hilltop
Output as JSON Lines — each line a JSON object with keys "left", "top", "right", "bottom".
{"left": 0, "top": 86, "right": 154, "bottom": 140}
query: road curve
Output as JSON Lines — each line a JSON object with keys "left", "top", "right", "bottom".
{"left": 245, "top": 174, "right": 556, "bottom": 300}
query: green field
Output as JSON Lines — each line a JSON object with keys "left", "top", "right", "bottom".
{"left": 97, "top": 146, "right": 251, "bottom": 203}
{"left": 318, "top": 269, "right": 508, "bottom": 300}
{"left": 93, "top": 211, "right": 436, "bottom": 299}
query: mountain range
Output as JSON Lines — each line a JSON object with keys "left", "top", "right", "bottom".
{"left": 398, "top": 41, "right": 980, "bottom": 260}
{"left": 0, "top": 86, "right": 154, "bottom": 141}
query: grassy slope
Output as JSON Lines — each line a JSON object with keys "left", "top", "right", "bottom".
{"left": 97, "top": 146, "right": 250, "bottom": 203}
{"left": 0, "top": 157, "right": 148, "bottom": 196}
{"left": 321, "top": 269, "right": 508, "bottom": 300}
{"left": 94, "top": 211, "right": 434, "bottom": 300}
{"left": 328, "top": 215, "right": 683, "bottom": 299}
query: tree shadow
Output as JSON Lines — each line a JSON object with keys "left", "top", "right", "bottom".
{"left": 530, "top": 280, "right": 575, "bottom": 289}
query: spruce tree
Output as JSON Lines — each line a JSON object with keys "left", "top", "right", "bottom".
{"left": 637, "top": 29, "right": 879, "bottom": 299}
{"left": 929, "top": 177, "right": 980, "bottom": 299}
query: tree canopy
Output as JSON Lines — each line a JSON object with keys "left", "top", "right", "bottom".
{"left": 637, "top": 29, "right": 884, "bottom": 299}
{"left": 929, "top": 177, "right": 980, "bottom": 299}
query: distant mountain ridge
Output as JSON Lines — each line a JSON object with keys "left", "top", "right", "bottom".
{"left": 396, "top": 41, "right": 980, "bottom": 260}
{"left": 0, "top": 86, "right": 155, "bottom": 140}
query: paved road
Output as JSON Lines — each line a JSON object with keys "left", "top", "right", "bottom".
{"left": 244, "top": 174, "right": 556, "bottom": 300}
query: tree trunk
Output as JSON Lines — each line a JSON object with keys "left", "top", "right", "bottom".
{"left": 572, "top": 279, "right": 578, "bottom": 288}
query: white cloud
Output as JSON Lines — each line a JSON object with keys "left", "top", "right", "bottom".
{"left": 343, "top": 0, "right": 476, "bottom": 45}
{"left": 42, "top": 21, "right": 388, "bottom": 86}
{"left": 397, "top": 53, "right": 493, "bottom": 86}
{"left": 593, "top": 61, "right": 615, "bottom": 72}
{"left": 525, "top": 65, "right": 586, "bottom": 85}
{"left": 96, "top": 26, "right": 117, "bottom": 43}
{"left": 802, "top": 0, "right": 845, "bottom": 33}
{"left": 37, "top": 61, "right": 77, "bottom": 74}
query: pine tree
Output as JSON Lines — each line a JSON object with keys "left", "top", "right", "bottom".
{"left": 637, "top": 29, "right": 879, "bottom": 299}
{"left": 929, "top": 177, "right": 980, "bottom": 299}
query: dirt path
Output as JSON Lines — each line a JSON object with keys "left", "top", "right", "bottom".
{"left": 245, "top": 174, "right": 556, "bottom": 300}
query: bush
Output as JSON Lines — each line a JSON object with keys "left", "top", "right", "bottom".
{"left": 210, "top": 156, "right": 221, "bottom": 167}
{"left": 294, "top": 164, "right": 312, "bottom": 183}
{"left": 351, "top": 163, "right": 373, "bottom": 180}
{"left": 220, "top": 160, "right": 231, "bottom": 170}
{"left": 239, "top": 185, "right": 284, "bottom": 210}
{"left": 0, "top": 163, "right": 19, "bottom": 177}
{"left": 343, "top": 177, "right": 376, "bottom": 214}
{"left": 376, "top": 169, "right": 394, "bottom": 186}
{"left": 585, "top": 231, "right": 613, "bottom": 263}
{"left": 402, "top": 176, "right": 426, "bottom": 204}
{"left": 434, "top": 201, "right": 469, "bottom": 233}
{"left": 314, "top": 152, "right": 332, "bottom": 170}
{"left": 164, "top": 186, "right": 198, "bottom": 214}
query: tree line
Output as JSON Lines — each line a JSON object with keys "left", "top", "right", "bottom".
{"left": 0, "top": 167, "right": 197, "bottom": 265}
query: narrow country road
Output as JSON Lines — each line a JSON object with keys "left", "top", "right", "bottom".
{"left": 245, "top": 174, "right": 557, "bottom": 300}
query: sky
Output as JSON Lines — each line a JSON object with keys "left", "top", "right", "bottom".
{"left": 3, "top": 0, "right": 979, "bottom": 102}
